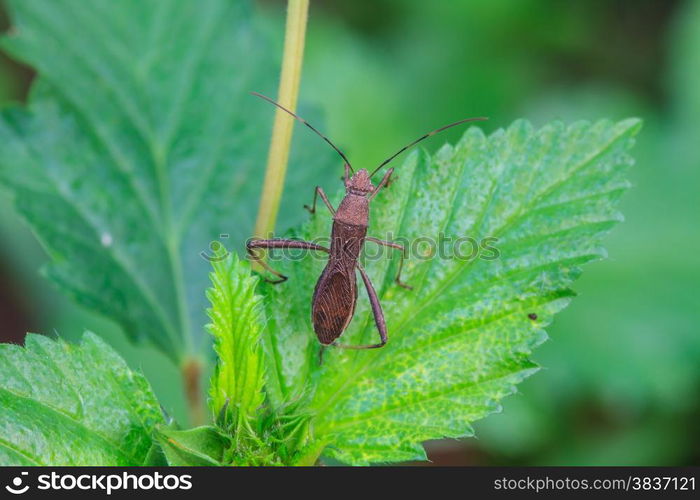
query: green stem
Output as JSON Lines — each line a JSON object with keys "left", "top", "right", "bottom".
{"left": 250, "top": 0, "right": 314, "bottom": 466}
{"left": 182, "top": 356, "right": 205, "bottom": 426}
{"left": 293, "top": 440, "right": 327, "bottom": 466}
{"left": 253, "top": 0, "right": 310, "bottom": 239}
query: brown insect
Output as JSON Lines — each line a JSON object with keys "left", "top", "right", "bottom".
{"left": 247, "top": 92, "right": 486, "bottom": 349}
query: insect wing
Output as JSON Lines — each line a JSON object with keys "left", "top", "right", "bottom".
{"left": 312, "top": 265, "right": 358, "bottom": 344}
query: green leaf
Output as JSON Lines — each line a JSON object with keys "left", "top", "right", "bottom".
{"left": 154, "top": 425, "right": 228, "bottom": 466}
{"left": 0, "top": 332, "right": 164, "bottom": 466}
{"left": 207, "top": 250, "right": 265, "bottom": 427}
{"left": 258, "top": 119, "right": 641, "bottom": 464}
{"left": 0, "top": 0, "right": 336, "bottom": 362}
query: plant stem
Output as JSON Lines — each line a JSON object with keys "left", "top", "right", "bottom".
{"left": 294, "top": 441, "right": 327, "bottom": 466}
{"left": 182, "top": 356, "right": 205, "bottom": 426}
{"left": 253, "top": 0, "right": 310, "bottom": 239}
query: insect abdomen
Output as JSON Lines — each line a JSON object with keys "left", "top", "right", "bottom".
{"left": 312, "top": 267, "right": 357, "bottom": 345}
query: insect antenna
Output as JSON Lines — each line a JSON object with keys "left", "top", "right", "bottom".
{"left": 251, "top": 91, "right": 353, "bottom": 172}
{"left": 369, "top": 116, "right": 488, "bottom": 178}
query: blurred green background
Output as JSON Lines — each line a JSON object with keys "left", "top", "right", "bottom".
{"left": 1, "top": 0, "right": 698, "bottom": 465}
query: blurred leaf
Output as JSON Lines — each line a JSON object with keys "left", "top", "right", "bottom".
{"left": 670, "top": 0, "right": 700, "bottom": 124}
{"left": 258, "top": 119, "right": 640, "bottom": 464}
{"left": 207, "top": 251, "right": 265, "bottom": 428}
{"left": 470, "top": 19, "right": 700, "bottom": 462}
{"left": 0, "top": 0, "right": 335, "bottom": 362}
{"left": 154, "top": 425, "right": 227, "bottom": 466}
{"left": 0, "top": 332, "right": 163, "bottom": 465}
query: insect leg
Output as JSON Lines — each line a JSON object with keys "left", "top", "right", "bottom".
{"left": 367, "top": 167, "right": 394, "bottom": 201}
{"left": 304, "top": 186, "right": 336, "bottom": 215}
{"left": 333, "top": 263, "right": 387, "bottom": 350}
{"left": 246, "top": 238, "right": 329, "bottom": 284}
{"left": 340, "top": 162, "right": 352, "bottom": 184}
{"left": 365, "top": 236, "right": 413, "bottom": 290}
